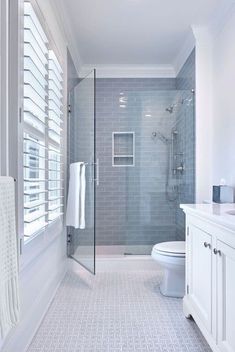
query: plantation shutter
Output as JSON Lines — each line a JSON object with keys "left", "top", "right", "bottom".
{"left": 23, "top": 2, "right": 63, "bottom": 238}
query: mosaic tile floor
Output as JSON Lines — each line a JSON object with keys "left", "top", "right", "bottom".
{"left": 27, "top": 268, "right": 211, "bottom": 352}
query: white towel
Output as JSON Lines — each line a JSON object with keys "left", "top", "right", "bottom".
{"left": 0, "top": 177, "right": 19, "bottom": 338}
{"left": 66, "top": 162, "right": 86, "bottom": 229}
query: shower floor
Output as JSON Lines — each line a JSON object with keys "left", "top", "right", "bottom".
{"left": 27, "top": 258, "right": 211, "bottom": 352}
{"left": 96, "top": 245, "right": 154, "bottom": 256}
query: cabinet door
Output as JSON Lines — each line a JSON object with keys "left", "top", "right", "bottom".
{"left": 217, "top": 240, "right": 235, "bottom": 352}
{"left": 188, "top": 225, "right": 212, "bottom": 332}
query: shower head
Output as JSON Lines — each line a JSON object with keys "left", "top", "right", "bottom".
{"left": 166, "top": 92, "right": 194, "bottom": 114}
{"left": 166, "top": 106, "right": 174, "bottom": 114}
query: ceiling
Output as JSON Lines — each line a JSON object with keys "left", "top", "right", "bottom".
{"left": 53, "top": 0, "right": 231, "bottom": 73}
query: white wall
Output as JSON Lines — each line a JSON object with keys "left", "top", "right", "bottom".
{"left": 0, "top": 0, "right": 9, "bottom": 176}
{"left": 193, "top": 26, "right": 213, "bottom": 203}
{"left": 193, "top": 3, "right": 235, "bottom": 202}
{"left": 0, "top": 0, "right": 69, "bottom": 351}
{"left": 212, "top": 6, "right": 235, "bottom": 188}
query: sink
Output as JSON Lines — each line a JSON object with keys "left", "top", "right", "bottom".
{"left": 226, "top": 210, "right": 235, "bottom": 216}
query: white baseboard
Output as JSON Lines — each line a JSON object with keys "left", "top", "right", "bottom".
{"left": 1, "top": 264, "right": 67, "bottom": 352}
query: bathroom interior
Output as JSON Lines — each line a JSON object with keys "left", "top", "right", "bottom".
{"left": 1, "top": 0, "right": 235, "bottom": 351}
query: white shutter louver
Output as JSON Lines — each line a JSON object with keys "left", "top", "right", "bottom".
{"left": 23, "top": 2, "right": 64, "bottom": 239}
{"left": 48, "top": 50, "right": 64, "bottom": 222}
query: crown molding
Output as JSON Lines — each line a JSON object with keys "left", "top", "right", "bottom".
{"left": 79, "top": 64, "right": 176, "bottom": 78}
{"left": 173, "top": 31, "right": 195, "bottom": 76}
{"left": 49, "top": 0, "right": 83, "bottom": 74}
{"left": 47, "top": 0, "right": 235, "bottom": 81}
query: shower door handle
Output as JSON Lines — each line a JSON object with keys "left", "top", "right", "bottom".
{"left": 93, "top": 158, "right": 99, "bottom": 186}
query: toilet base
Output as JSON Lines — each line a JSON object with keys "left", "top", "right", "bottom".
{"left": 160, "top": 267, "right": 185, "bottom": 298}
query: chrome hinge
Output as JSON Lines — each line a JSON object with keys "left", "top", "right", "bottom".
{"left": 68, "top": 104, "right": 71, "bottom": 114}
{"left": 187, "top": 226, "right": 189, "bottom": 236}
{"left": 186, "top": 284, "right": 189, "bottom": 294}
{"left": 67, "top": 234, "right": 71, "bottom": 244}
{"left": 19, "top": 238, "right": 23, "bottom": 255}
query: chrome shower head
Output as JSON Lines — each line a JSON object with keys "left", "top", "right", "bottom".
{"left": 166, "top": 106, "right": 174, "bottom": 114}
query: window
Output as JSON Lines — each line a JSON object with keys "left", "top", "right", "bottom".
{"left": 23, "top": 2, "right": 64, "bottom": 240}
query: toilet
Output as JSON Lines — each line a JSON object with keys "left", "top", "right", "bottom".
{"left": 151, "top": 241, "right": 185, "bottom": 298}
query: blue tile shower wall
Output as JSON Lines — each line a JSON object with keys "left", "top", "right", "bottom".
{"left": 96, "top": 78, "right": 179, "bottom": 247}
{"left": 96, "top": 53, "right": 195, "bottom": 248}
{"left": 175, "top": 49, "right": 196, "bottom": 240}
{"left": 176, "top": 49, "right": 195, "bottom": 90}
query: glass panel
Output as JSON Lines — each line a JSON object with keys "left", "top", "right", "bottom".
{"left": 68, "top": 69, "right": 96, "bottom": 274}
{"left": 123, "top": 89, "right": 195, "bottom": 255}
{"left": 94, "top": 84, "right": 195, "bottom": 257}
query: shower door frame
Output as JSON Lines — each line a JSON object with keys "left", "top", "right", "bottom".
{"left": 67, "top": 69, "right": 97, "bottom": 275}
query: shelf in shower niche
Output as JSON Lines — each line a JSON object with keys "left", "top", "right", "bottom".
{"left": 113, "top": 155, "right": 133, "bottom": 158}
{"left": 112, "top": 132, "right": 135, "bottom": 167}
{"left": 113, "top": 156, "right": 134, "bottom": 167}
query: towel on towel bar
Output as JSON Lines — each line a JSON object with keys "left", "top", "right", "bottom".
{"left": 0, "top": 177, "right": 19, "bottom": 338}
{"left": 66, "top": 162, "right": 86, "bottom": 229}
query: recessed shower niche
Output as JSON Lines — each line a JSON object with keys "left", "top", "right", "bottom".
{"left": 112, "top": 132, "right": 135, "bottom": 167}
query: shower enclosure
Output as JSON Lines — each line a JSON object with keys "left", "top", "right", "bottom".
{"left": 95, "top": 85, "right": 195, "bottom": 256}
{"left": 67, "top": 65, "right": 195, "bottom": 272}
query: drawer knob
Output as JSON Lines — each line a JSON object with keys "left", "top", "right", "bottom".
{"left": 213, "top": 248, "right": 222, "bottom": 256}
{"left": 204, "top": 242, "right": 211, "bottom": 249}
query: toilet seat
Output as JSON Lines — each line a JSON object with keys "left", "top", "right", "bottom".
{"left": 152, "top": 241, "right": 185, "bottom": 257}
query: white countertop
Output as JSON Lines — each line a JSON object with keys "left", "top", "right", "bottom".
{"left": 180, "top": 203, "right": 235, "bottom": 231}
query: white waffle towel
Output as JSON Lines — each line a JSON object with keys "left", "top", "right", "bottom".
{"left": 0, "top": 177, "right": 19, "bottom": 338}
{"left": 66, "top": 162, "right": 86, "bottom": 229}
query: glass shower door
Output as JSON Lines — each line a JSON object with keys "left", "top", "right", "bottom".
{"left": 68, "top": 69, "right": 96, "bottom": 274}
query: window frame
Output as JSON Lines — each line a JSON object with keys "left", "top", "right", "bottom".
{"left": 19, "top": 0, "right": 67, "bottom": 264}
{"left": 0, "top": 0, "right": 9, "bottom": 176}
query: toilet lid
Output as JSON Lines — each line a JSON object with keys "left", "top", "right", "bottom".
{"left": 152, "top": 241, "right": 185, "bottom": 256}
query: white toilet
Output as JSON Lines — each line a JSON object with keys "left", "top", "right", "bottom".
{"left": 151, "top": 241, "right": 185, "bottom": 298}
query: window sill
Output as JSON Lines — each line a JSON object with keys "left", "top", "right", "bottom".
{"left": 20, "top": 216, "right": 65, "bottom": 271}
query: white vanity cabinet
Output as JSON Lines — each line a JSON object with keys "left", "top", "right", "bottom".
{"left": 217, "top": 240, "right": 235, "bottom": 352}
{"left": 187, "top": 225, "right": 213, "bottom": 333}
{"left": 181, "top": 204, "right": 235, "bottom": 352}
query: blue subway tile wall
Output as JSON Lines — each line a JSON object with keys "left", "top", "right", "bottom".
{"left": 95, "top": 63, "right": 195, "bottom": 249}
{"left": 175, "top": 49, "right": 196, "bottom": 240}
{"left": 96, "top": 79, "right": 174, "bottom": 249}
{"left": 176, "top": 49, "right": 195, "bottom": 90}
